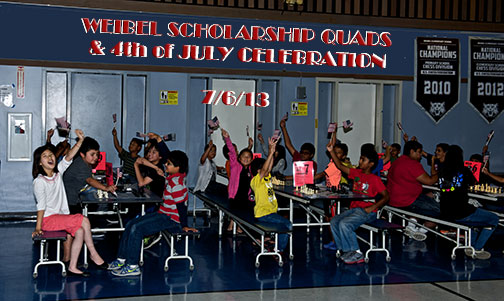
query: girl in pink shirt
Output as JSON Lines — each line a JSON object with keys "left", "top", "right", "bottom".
{"left": 221, "top": 129, "right": 254, "bottom": 232}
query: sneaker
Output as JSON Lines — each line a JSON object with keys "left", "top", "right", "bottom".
{"left": 343, "top": 251, "right": 365, "bottom": 264}
{"left": 464, "top": 248, "right": 475, "bottom": 257}
{"left": 417, "top": 227, "right": 428, "bottom": 234}
{"left": 441, "top": 230, "right": 465, "bottom": 241}
{"left": 410, "top": 231, "right": 427, "bottom": 241}
{"left": 107, "top": 259, "right": 125, "bottom": 271}
{"left": 111, "top": 264, "right": 141, "bottom": 277}
{"left": 404, "top": 228, "right": 427, "bottom": 241}
{"left": 339, "top": 251, "right": 352, "bottom": 261}
{"left": 323, "top": 241, "right": 337, "bottom": 251}
{"left": 143, "top": 233, "right": 162, "bottom": 250}
{"left": 474, "top": 249, "right": 491, "bottom": 260}
{"left": 440, "top": 229, "right": 456, "bottom": 236}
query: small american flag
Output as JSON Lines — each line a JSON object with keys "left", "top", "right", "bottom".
{"left": 483, "top": 152, "right": 490, "bottom": 169}
{"left": 136, "top": 131, "right": 148, "bottom": 138}
{"left": 257, "top": 122, "right": 262, "bottom": 131}
{"left": 281, "top": 112, "right": 289, "bottom": 122}
{"left": 382, "top": 139, "right": 388, "bottom": 149}
{"left": 112, "top": 114, "right": 117, "bottom": 123}
{"left": 163, "top": 133, "right": 176, "bottom": 141}
{"left": 207, "top": 116, "right": 220, "bottom": 130}
{"left": 55, "top": 116, "right": 70, "bottom": 129}
{"left": 327, "top": 123, "right": 337, "bottom": 139}
{"left": 342, "top": 120, "right": 353, "bottom": 129}
{"left": 485, "top": 130, "right": 495, "bottom": 146}
{"left": 327, "top": 123, "right": 337, "bottom": 133}
{"left": 397, "top": 122, "right": 404, "bottom": 133}
{"left": 246, "top": 125, "right": 250, "bottom": 137}
{"left": 272, "top": 129, "right": 282, "bottom": 141}
{"left": 115, "top": 167, "right": 123, "bottom": 186}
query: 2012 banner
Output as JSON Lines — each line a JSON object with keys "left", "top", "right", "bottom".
{"left": 415, "top": 37, "right": 460, "bottom": 123}
{"left": 469, "top": 38, "right": 504, "bottom": 123}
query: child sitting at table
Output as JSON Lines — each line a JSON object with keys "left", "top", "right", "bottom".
{"left": 322, "top": 141, "right": 353, "bottom": 251}
{"left": 223, "top": 134, "right": 253, "bottom": 178}
{"left": 222, "top": 128, "right": 254, "bottom": 233}
{"left": 108, "top": 150, "right": 198, "bottom": 276}
{"left": 112, "top": 128, "right": 143, "bottom": 182}
{"left": 326, "top": 142, "right": 389, "bottom": 264}
{"left": 257, "top": 133, "right": 287, "bottom": 177}
{"left": 439, "top": 145, "right": 498, "bottom": 260}
{"left": 424, "top": 143, "right": 449, "bottom": 173}
{"left": 32, "top": 129, "right": 107, "bottom": 277}
{"left": 63, "top": 137, "right": 117, "bottom": 214}
{"left": 280, "top": 119, "right": 318, "bottom": 173}
{"left": 390, "top": 143, "right": 401, "bottom": 163}
{"left": 134, "top": 144, "right": 166, "bottom": 200}
{"left": 250, "top": 136, "right": 292, "bottom": 256}
{"left": 194, "top": 140, "right": 224, "bottom": 193}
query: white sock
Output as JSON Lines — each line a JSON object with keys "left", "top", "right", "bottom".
{"left": 356, "top": 249, "right": 362, "bottom": 254}
{"left": 117, "top": 258, "right": 125, "bottom": 263}
{"left": 407, "top": 218, "right": 418, "bottom": 230}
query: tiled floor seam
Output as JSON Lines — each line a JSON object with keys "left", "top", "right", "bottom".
{"left": 430, "top": 282, "right": 475, "bottom": 301}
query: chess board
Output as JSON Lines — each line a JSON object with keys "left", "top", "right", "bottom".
{"left": 469, "top": 184, "right": 503, "bottom": 195}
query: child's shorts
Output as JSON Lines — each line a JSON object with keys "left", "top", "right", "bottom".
{"left": 42, "top": 214, "right": 84, "bottom": 237}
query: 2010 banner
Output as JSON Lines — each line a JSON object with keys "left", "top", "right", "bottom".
{"left": 415, "top": 37, "right": 460, "bottom": 123}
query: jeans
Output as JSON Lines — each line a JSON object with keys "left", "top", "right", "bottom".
{"left": 117, "top": 212, "right": 182, "bottom": 264}
{"left": 257, "top": 213, "right": 292, "bottom": 251}
{"left": 403, "top": 194, "right": 440, "bottom": 217}
{"left": 456, "top": 208, "right": 499, "bottom": 250}
{"left": 330, "top": 208, "right": 377, "bottom": 252}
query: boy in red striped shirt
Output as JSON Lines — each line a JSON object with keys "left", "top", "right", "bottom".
{"left": 108, "top": 150, "right": 197, "bottom": 276}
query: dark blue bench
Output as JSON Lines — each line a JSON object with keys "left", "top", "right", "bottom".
{"left": 32, "top": 230, "right": 67, "bottom": 278}
{"left": 159, "top": 230, "right": 200, "bottom": 272}
{"left": 359, "top": 218, "right": 404, "bottom": 262}
{"left": 384, "top": 205, "right": 497, "bottom": 259}
{"left": 309, "top": 201, "right": 403, "bottom": 263}
{"left": 191, "top": 183, "right": 292, "bottom": 267}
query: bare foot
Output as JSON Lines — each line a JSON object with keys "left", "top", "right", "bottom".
{"left": 90, "top": 254, "right": 105, "bottom": 266}
{"left": 68, "top": 267, "right": 85, "bottom": 274}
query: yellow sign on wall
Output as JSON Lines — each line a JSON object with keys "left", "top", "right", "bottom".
{"left": 160, "top": 90, "right": 178, "bottom": 105}
{"left": 291, "top": 101, "right": 308, "bottom": 116}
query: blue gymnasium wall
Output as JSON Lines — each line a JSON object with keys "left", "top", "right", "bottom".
{"left": 0, "top": 66, "right": 43, "bottom": 212}
{"left": 0, "top": 3, "right": 504, "bottom": 212}
{"left": 147, "top": 72, "right": 188, "bottom": 153}
{"left": 1, "top": 63, "right": 503, "bottom": 213}
{"left": 402, "top": 81, "right": 504, "bottom": 170}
